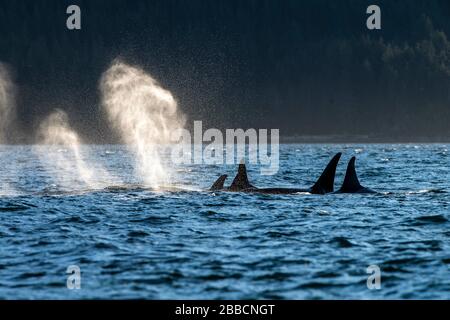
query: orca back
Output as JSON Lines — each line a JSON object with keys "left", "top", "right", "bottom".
{"left": 310, "top": 152, "right": 342, "bottom": 194}
{"left": 230, "top": 163, "right": 254, "bottom": 191}
{"left": 210, "top": 175, "right": 228, "bottom": 191}
{"left": 339, "top": 157, "right": 364, "bottom": 193}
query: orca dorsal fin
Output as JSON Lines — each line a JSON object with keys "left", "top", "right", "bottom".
{"left": 230, "top": 161, "right": 254, "bottom": 191}
{"left": 339, "top": 157, "right": 363, "bottom": 192}
{"left": 310, "top": 152, "right": 342, "bottom": 194}
{"left": 210, "top": 174, "right": 228, "bottom": 191}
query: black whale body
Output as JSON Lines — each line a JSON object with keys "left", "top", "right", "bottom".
{"left": 210, "top": 153, "right": 376, "bottom": 195}
{"left": 334, "top": 157, "right": 376, "bottom": 194}
{"left": 210, "top": 153, "right": 342, "bottom": 195}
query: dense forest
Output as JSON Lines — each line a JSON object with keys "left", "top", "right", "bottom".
{"left": 1, "top": 0, "right": 450, "bottom": 143}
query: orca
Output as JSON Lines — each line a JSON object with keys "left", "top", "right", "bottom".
{"left": 335, "top": 157, "right": 376, "bottom": 194}
{"left": 210, "top": 174, "right": 228, "bottom": 191}
{"left": 210, "top": 153, "right": 342, "bottom": 195}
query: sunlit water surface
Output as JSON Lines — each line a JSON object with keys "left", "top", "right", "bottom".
{"left": 0, "top": 144, "right": 449, "bottom": 299}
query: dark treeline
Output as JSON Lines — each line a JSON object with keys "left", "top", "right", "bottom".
{"left": 1, "top": 0, "right": 450, "bottom": 143}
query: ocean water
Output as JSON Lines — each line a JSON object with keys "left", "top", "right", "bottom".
{"left": 0, "top": 144, "right": 449, "bottom": 299}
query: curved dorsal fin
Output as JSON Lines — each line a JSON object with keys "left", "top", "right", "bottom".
{"left": 310, "top": 152, "right": 342, "bottom": 194}
{"left": 230, "top": 162, "right": 253, "bottom": 191}
{"left": 339, "top": 157, "right": 362, "bottom": 192}
{"left": 210, "top": 174, "right": 228, "bottom": 191}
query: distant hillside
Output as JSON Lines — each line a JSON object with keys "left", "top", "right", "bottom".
{"left": 1, "top": 0, "right": 450, "bottom": 143}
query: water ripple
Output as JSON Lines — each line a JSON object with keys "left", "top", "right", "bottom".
{"left": 1, "top": 144, "right": 450, "bottom": 299}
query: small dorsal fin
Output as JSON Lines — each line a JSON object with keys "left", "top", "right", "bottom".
{"left": 310, "top": 152, "right": 342, "bottom": 194}
{"left": 210, "top": 174, "right": 228, "bottom": 191}
{"left": 230, "top": 162, "right": 254, "bottom": 191}
{"left": 339, "top": 157, "right": 363, "bottom": 192}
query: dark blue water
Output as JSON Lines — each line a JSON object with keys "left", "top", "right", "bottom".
{"left": 0, "top": 144, "right": 449, "bottom": 299}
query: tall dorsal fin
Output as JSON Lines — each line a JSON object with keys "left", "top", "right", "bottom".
{"left": 310, "top": 152, "right": 342, "bottom": 194}
{"left": 230, "top": 162, "right": 254, "bottom": 191}
{"left": 339, "top": 157, "right": 363, "bottom": 192}
{"left": 210, "top": 175, "right": 228, "bottom": 191}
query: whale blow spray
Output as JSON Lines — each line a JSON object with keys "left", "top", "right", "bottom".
{"left": 100, "top": 61, "right": 185, "bottom": 188}
{"left": 38, "top": 109, "right": 117, "bottom": 190}
{"left": 0, "top": 63, "right": 15, "bottom": 144}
